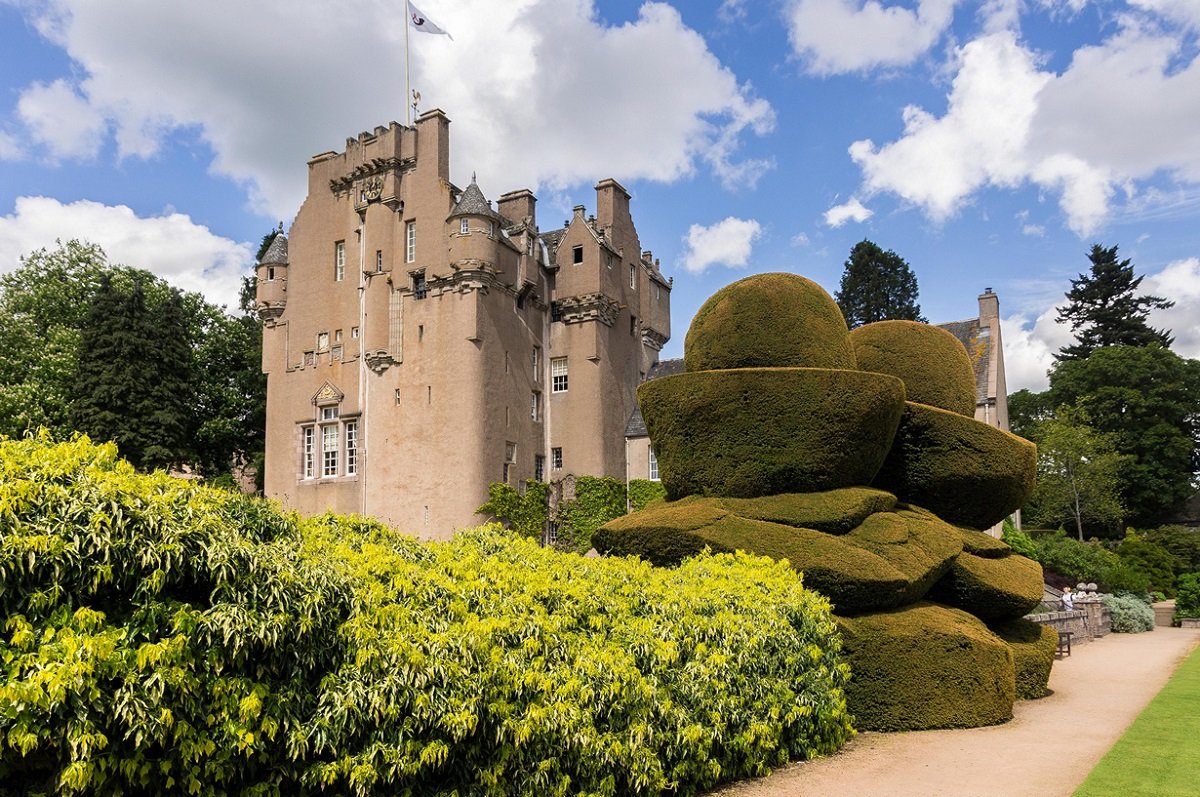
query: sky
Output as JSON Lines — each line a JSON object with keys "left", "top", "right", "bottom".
{"left": 2, "top": 0, "right": 1198, "bottom": 393}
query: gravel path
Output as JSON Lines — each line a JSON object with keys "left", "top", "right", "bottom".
{"left": 709, "top": 626, "right": 1200, "bottom": 797}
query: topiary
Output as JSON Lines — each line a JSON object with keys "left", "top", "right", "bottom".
{"left": 849, "top": 320, "right": 976, "bottom": 417}
{"left": 872, "top": 402, "right": 1036, "bottom": 529}
{"left": 638, "top": 368, "right": 905, "bottom": 499}
{"left": 711, "top": 488, "right": 897, "bottom": 535}
{"left": 683, "top": 273, "right": 856, "bottom": 372}
{"left": 836, "top": 602, "right": 1016, "bottom": 731}
{"left": 926, "top": 550, "right": 1044, "bottom": 621}
{"left": 990, "top": 618, "right": 1058, "bottom": 699}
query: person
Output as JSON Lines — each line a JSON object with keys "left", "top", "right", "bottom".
{"left": 1062, "top": 585, "right": 1074, "bottom": 611}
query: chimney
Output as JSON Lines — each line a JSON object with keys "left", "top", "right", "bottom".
{"left": 594, "top": 178, "right": 630, "bottom": 232}
{"left": 498, "top": 189, "right": 537, "bottom": 227}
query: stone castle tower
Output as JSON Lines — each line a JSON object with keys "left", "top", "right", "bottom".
{"left": 256, "top": 109, "right": 671, "bottom": 538}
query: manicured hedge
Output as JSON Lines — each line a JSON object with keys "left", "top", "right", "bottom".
{"left": 849, "top": 320, "right": 977, "bottom": 417}
{"left": 872, "top": 401, "right": 1037, "bottom": 529}
{"left": 842, "top": 506, "right": 963, "bottom": 607}
{"left": 835, "top": 602, "right": 1016, "bottom": 731}
{"left": 1, "top": 434, "right": 855, "bottom": 796}
{"left": 926, "top": 550, "right": 1045, "bottom": 620}
{"left": 957, "top": 525, "right": 1013, "bottom": 558}
{"left": 990, "top": 618, "right": 1058, "bottom": 699}
{"left": 683, "top": 273, "right": 857, "bottom": 372}
{"left": 712, "top": 488, "right": 896, "bottom": 535}
{"left": 639, "top": 368, "right": 905, "bottom": 499}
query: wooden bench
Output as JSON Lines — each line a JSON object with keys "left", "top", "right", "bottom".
{"left": 1057, "top": 631, "right": 1073, "bottom": 657}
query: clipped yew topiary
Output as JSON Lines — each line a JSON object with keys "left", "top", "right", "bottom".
{"left": 713, "top": 488, "right": 897, "bottom": 534}
{"left": 639, "top": 368, "right": 905, "bottom": 499}
{"left": 991, "top": 618, "right": 1058, "bottom": 699}
{"left": 873, "top": 401, "right": 1036, "bottom": 529}
{"left": 684, "top": 273, "right": 857, "bottom": 372}
{"left": 957, "top": 525, "right": 1015, "bottom": 558}
{"left": 850, "top": 320, "right": 977, "bottom": 417}
{"left": 836, "top": 602, "right": 1016, "bottom": 731}
{"left": 841, "top": 506, "right": 964, "bottom": 608}
{"left": 927, "top": 550, "right": 1045, "bottom": 620}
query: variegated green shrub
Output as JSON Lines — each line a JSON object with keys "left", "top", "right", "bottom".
{"left": 1, "top": 434, "right": 853, "bottom": 796}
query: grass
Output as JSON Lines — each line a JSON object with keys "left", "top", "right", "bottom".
{"left": 1073, "top": 643, "right": 1200, "bottom": 797}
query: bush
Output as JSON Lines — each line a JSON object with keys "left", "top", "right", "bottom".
{"left": 2, "top": 434, "right": 854, "bottom": 796}
{"left": 1001, "top": 521, "right": 1038, "bottom": 559}
{"left": 872, "top": 402, "right": 1037, "bottom": 530}
{"left": 990, "top": 618, "right": 1058, "bottom": 699}
{"left": 926, "top": 551, "right": 1044, "bottom": 621}
{"left": 1141, "top": 525, "right": 1200, "bottom": 575}
{"left": 555, "top": 475, "right": 627, "bottom": 553}
{"left": 1114, "top": 532, "right": 1177, "bottom": 597}
{"left": 836, "top": 603, "right": 1016, "bottom": 731}
{"left": 1174, "top": 573, "right": 1200, "bottom": 622}
{"left": 1102, "top": 593, "right": 1156, "bottom": 633}
{"left": 849, "top": 320, "right": 977, "bottom": 417}
{"left": 1030, "top": 531, "right": 1122, "bottom": 585}
{"left": 476, "top": 479, "right": 549, "bottom": 539}
{"left": 683, "top": 272, "right": 856, "bottom": 372}
{"left": 639, "top": 368, "right": 905, "bottom": 499}
{"left": 628, "top": 479, "right": 667, "bottom": 512}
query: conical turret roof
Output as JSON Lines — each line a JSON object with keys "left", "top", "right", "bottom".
{"left": 448, "top": 176, "right": 501, "bottom": 220}
{"left": 260, "top": 233, "right": 288, "bottom": 265}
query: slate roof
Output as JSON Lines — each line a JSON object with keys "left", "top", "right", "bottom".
{"left": 260, "top": 233, "right": 288, "bottom": 265}
{"left": 937, "top": 318, "right": 990, "bottom": 406}
{"left": 448, "top": 179, "right": 502, "bottom": 220}
{"left": 625, "top": 359, "right": 685, "bottom": 438}
{"left": 540, "top": 228, "right": 566, "bottom": 262}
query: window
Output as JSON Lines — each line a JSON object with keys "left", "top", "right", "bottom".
{"left": 351, "top": 326, "right": 360, "bottom": 339}
{"left": 321, "top": 406, "right": 339, "bottom": 421}
{"left": 412, "top": 272, "right": 427, "bottom": 300}
{"left": 630, "top": 315, "right": 637, "bottom": 337}
{"left": 527, "top": 236, "right": 534, "bottom": 256}
{"left": 551, "top": 357, "right": 568, "bottom": 392}
{"left": 460, "top": 218, "right": 470, "bottom": 234}
{"left": 394, "top": 389, "right": 401, "bottom": 405}
{"left": 649, "top": 448, "right": 659, "bottom": 481}
{"left": 406, "top": 221, "right": 416, "bottom": 262}
{"left": 503, "top": 442, "right": 517, "bottom": 484}
{"left": 630, "top": 263, "right": 636, "bottom": 289}
{"left": 572, "top": 245, "right": 583, "bottom": 265}
{"left": 266, "top": 266, "right": 275, "bottom": 281}
{"left": 334, "top": 241, "right": 345, "bottom": 281}
{"left": 551, "top": 302, "right": 562, "bottom": 322}
{"left": 535, "top": 455, "right": 545, "bottom": 482}
{"left": 302, "top": 427, "right": 315, "bottom": 479}
{"left": 376, "top": 250, "right": 383, "bottom": 272}
{"left": 531, "top": 391, "right": 540, "bottom": 421}
{"left": 331, "top": 344, "right": 343, "bottom": 361}
{"left": 322, "top": 424, "right": 339, "bottom": 477}
{"left": 335, "top": 329, "right": 343, "bottom": 343}
{"left": 531, "top": 347, "right": 541, "bottom": 381}
{"left": 551, "top": 447, "right": 563, "bottom": 470}
{"left": 345, "top": 421, "right": 358, "bottom": 475}
{"left": 317, "top": 331, "right": 330, "bottom": 351}
{"left": 487, "top": 221, "right": 494, "bottom": 236}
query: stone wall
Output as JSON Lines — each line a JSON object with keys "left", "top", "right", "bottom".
{"left": 1026, "top": 598, "right": 1111, "bottom": 643}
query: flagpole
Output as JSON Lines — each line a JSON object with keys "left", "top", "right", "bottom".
{"left": 404, "top": 0, "right": 412, "bottom": 125}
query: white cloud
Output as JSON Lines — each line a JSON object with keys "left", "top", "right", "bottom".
{"left": 9, "top": 0, "right": 773, "bottom": 220}
{"left": 1130, "top": 0, "right": 1200, "bottom": 32}
{"left": 0, "top": 131, "right": 22, "bottom": 160}
{"left": 824, "top": 197, "right": 874, "bottom": 226}
{"left": 785, "top": 0, "right": 959, "bottom": 74}
{"left": 679, "top": 216, "right": 763, "bottom": 274}
{"left": 0, "top": 196, "right": 253, "bottom": 310}
{"left": 843, "top": 15, "right": 1200, "bottom": 236}
{"left": 1000, "top": 308, "right": 1072, "bottom": 392}
{"left": 1143, "top": 256, "right": 1200, "bottom": 360}
{"left": 16, "top": 78, "right": 107, "bottom": 161}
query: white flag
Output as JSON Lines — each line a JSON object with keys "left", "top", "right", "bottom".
{"left": 409, "top": 2, "right": 449, "bottom": 36}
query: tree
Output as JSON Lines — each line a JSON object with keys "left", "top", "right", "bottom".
{"left": 834, "top": 239, "right": 925, "bottom": 328}
{"left": 1048, "top": 345, "right": 1200, "bottom": 527}
{"left": 1055, "top": 243, "right": 1173, "bottom": 361}
{"left": 70, "top": 275, "right": 195, "bottom": 470}
{"left": 1025, "top": 405, "right": 1126, "bottom": 540}
{"left": 1007, "top": 388, "right": 1054, "bottom": 441}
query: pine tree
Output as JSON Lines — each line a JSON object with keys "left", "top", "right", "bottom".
{"left": 71, "top": 276, "right": 194, "bottom": 471}
{"left": 834, "top": 239, "right": 925, "bottom": 329}
{"left": 1055, "top": 244, "right": 1173, "bottom": 361}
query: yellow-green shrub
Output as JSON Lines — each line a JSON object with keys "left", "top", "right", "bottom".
{"left": 836, "top": 603, "right": 1016, "bottom": 731}
{"left": 872, "top": 402, "right": 1036, "bottom": 529}
{"left": 683, "top": 273, "right": 856, "bottom": 372}
{"left": 849, "top": 320, "right": 976, "bottom": 417}
{"left": 1, "top": 434, "right": 854, "bottom": 796}
{"left": 639, "top": 368, "right": 905, "bottom": 499}
{"left": 990, "top": 618, "right": 1057, "bottom": 699}
{"left": 927, "top": 551, "right": 1045, "bottom": 620}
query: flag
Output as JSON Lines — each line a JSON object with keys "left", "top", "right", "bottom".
{"left": 409, "top": 2, "right": 449, "bottom": 36}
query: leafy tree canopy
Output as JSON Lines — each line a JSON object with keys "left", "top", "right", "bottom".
{"left": 834, "top": 239, "right": 925, "bottom": 329}
{"left": 1048, "top": 344, "right": 1200, "bottom": 527}
{"left": 1055, "top": 243, "right": 1173, "bottom": 361}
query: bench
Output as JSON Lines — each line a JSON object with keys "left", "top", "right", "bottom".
{"left": 1057, "top": 631, "right": 1073, "bottom": 657}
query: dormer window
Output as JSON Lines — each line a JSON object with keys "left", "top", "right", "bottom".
{"left": 460, "top": 218, "right": 470, "bottom": 235}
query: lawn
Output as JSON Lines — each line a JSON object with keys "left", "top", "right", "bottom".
{"left": 1073, "top": 643, "right": 1200, "bottom": 797}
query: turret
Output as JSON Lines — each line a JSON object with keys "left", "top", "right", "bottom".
{"left": 255, "top": 229, "right": 288, "bottom": 324}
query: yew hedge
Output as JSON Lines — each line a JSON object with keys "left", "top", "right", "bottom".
{"left": 1, "top": 434, "right": 854, "bottom": 796}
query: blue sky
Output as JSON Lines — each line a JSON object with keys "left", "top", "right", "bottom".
{"left": 2, "top": 0, "right": 1198, "bottom": 392}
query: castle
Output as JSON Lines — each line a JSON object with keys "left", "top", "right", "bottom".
{"left": 256, "top": 110, "right": 671, "bottom": 539}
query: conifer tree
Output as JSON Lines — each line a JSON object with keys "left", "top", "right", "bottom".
{"left": 834, "top": 239, "right": 925, "bottom": 328}
{"left": 1055, "top": 243, "right": 1173, "bottom": 361}
{"left": 71, "top": 276, "right": 194, "bottom": 470}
